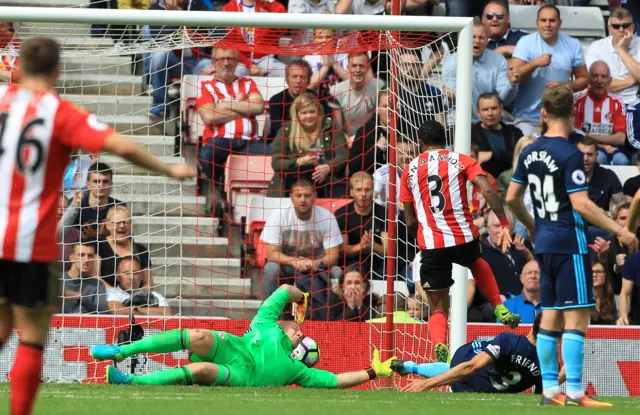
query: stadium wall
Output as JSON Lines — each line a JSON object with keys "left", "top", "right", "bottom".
{"left": 0, "top": 316, "right": 639, "bottom": 396}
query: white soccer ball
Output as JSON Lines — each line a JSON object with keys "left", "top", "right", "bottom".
{"left": 292, "top": 336, "right": 320, "bottom": 368}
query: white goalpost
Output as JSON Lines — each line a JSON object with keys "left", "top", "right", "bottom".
{"left": 0, "top": 5, "right": 473, "bottom": 380}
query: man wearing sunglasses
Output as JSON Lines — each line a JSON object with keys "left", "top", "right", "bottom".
{"left": 586, "top": 7, "right": 640, "bottom": 105}
{"left": 482, "top": 0, "right": 528, "bottom": 60}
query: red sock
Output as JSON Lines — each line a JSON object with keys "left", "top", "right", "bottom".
{"left": 428, "top": 310, "right": 448, "bottom": 346}
{"left": 10, "top": 343, "right": 43, "bottom": 415}
{"left": 470, "top": 258, "right": 503, "bottom": 308}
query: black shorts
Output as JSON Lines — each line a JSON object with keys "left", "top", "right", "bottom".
{"left": 0, "top": 260, "right": 60, "bottom": 309}
{"left": 420, "top": 239, "right": 481, "bottom": 291}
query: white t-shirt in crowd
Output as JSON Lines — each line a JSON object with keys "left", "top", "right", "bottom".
{"left": 330, "top": 77, "right": 386, "bottom": 136}
{"left": 351, "top": 0, "right": 384, "bottom": 15}
{"left": 586, "top": 35, "right": 640, "bottom": 104}
{"left": 261, "top": 206, "right": 343, "bottom": 258}
{"left": 373, "top": 163, "right": 402, "bottom": 208}
{"left": 106, "top": 287, "right": 170, "bottom": 307}
{"left": 304, "top": 53, "right": 349, "bottom": 75}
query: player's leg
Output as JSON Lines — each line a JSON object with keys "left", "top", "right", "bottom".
{"left": 10, "top": 262, "right": 57, "bottom": 415}
{"left": 106, "top": 362, "right": 236, "bottom": 386}
{"left": 391, "top": 360, "right": 450, "bottom": 377}
{"left": 92, "top": 328, "right": 215, "bottom": 362}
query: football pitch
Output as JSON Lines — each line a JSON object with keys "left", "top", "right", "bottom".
{"left": 1, "top": 384, "right": 639, "bottom": 414}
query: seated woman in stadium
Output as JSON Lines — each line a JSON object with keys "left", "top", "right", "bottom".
{"left": 591, "top": 259, "right": 617, "bottom": 325}
{"left": 268, "top": 91, "right": 348, "bottom": 198}
{"left": 96, "top": 205, "right": 153, "bottom": 289}
{"left": 328, "top": 266, "right": 380, "bottom": 322}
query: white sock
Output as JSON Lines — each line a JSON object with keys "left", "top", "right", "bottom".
{"left": 543, "top": 386, "right": 561, "bottom": 399}
{"left": 566, "top": 390, "right": 585, "bottom": 400}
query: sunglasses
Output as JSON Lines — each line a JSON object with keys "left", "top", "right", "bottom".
{"left": 611, "top": 23, "right": 633, "bottom": 30}
{"left": 485, "top": 13, "right": 505, "bottom": 21}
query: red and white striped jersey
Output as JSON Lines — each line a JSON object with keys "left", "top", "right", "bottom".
{"left": 0, "top": 84, "right": 113, "bottom": 263}
{"left": 196, "top": 77, "right": 261, "bottom": 142}
{"left": 400, "top": 150, "right": 484, "bottom": 250}
{"left": 574, "top": 89, "right": 626, "bottom": 136}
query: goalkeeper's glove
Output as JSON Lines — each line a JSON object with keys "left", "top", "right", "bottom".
{"left": 367, "top": 348, "right": 397, "bottom": 379}
{"left": 292, "top": 292, "right": 309, "bottom": 325}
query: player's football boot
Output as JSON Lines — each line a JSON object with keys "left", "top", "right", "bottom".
{"left": 540, "top": 393, "right": 567, "bottom": 406}
{"left": 494, "top": 304, "right": 521, "bottom": 329}
{"left": 565, "top": 395, "right": 613, "bottom": 408}
{"left": 293, "top": 292, "right": 309, "bottom": 325}
{"left": 106, "top": 365, "right": 132, "bottom": 385}
{"left": 433, "top": 343, "right": 449, "bottom": 363}
{"left": 390, "top": 359, "right": 410, "bottom": 376}
{"left": 90, "top": 345, "right": 125, "bottom": 362}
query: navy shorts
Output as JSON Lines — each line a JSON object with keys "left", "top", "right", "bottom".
{"left": 537, "top": 253, "right": 595, "bottom": 310}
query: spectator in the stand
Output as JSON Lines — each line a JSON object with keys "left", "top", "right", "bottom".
{"left": 70, "top": 162, "right": 125, "bottom": 231}
{"left": 106, "top": 257, "right": 173, "bottom": 316}
{"left": 511, "top": 4, "right": 588, "bottom": 135}
{"left": 619, "top": 251, "right": 640, "bottom": 325}
{"left": 445, "top": 0, "right": 486, "bottom": 17}
{"left": 335, "top": 0, "right": 384, "bottom": 14}
{"left": 348, "top": 90, "right": 391, "bottom": 175}
{"left": 586, "top": 7, "right": 640, "bottom": 105}
{"left": 497, "top": 135, "right": 535, "bottom": 196}
{"left": 591, "top": 259, "right": 618, "bottom": 325}
{"left": 328, "top": 266, "right": 379, "bottom": 321}
{"left": 481, "top": 210, "right": 532, "bottom": 297}
{"left": 574, "top": 61, "right": 630, "bottom": 165}
{"left": 63, "top": 152, "right": 98, "bottom": 200}
{"left": 304, "top": 29, "right": 350, "bottom": 101}
{"left": 576, "top": 135, "right": 625, "bottom": 213}
{"left": 268, "top": 92, "right": 348, "bottom": 198}
{"left": 261, "top": 178, "right": 344, "bottom": 320}
{"left": 59, "top": 190, "right": 84, "bottom": 267}
{"left": 623, "top": 158, "right": 640, "bottom": 200}
{"left": 0, "top": 21, "right": 19, "bottom": 84}
{"left": 267, "top": 60, "right": 332, "bottom": 140}
{"left": 197, "top": 48, "right": 266, "bottom": 206}
{"left": 146, "top": 0, "right": 215, "bottom": 116}
{"left": 288, "top": 0, "right": 335, "bottom": 45}
{"left": 471, "top": 92, "right": 523, "bottom": 178}
{"left": 61, "top": 242, "right": 109, "bottom": 314}
{"left": 334, "top": 172, "right": 386, "bottom": 276}
{"left": 222, "top": 0, "right": 287, "bottom": 77}
{"left": 97, "top": 205, "right": 152, "bottom": 289}
{"left": 330, "top": 52, "right": 385, "bottom": 137}
{"left": 594, "top": 202, "right": 630, "bottom": 294}
{"left": 373, "top": 140, "right": 417, "bottom": 207}
{"left": 396, "top": 52, "right": 445, "bottom": 129}
{"left": 482, "top": 0, "right": 527, "bottom": 59}
{"left": 443, "top": 19, "right": 516, "bottom": 124}
{"left": 500, "top": 259, "right": 541, "bottom": 324}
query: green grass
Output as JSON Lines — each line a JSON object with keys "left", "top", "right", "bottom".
{"left": 1, "top": 384, "right": 639, "bottom": 415}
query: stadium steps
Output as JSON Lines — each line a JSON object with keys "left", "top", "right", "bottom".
{"left": 152, "top": 257, "right": 242, "bottom": 280}
{"left": 61, "top": 57, "right": 135, "bottom": 76}
{"left": 111, "top": 174, "right": 197, "bottom": 196}
{"left": 136, "top": 235, "right": 230, "bottom": 258}
{"left": 100, "top": 155, "right": 185, "bottom": 175}
{"left": 61, "top": 94, "right": 151, "bottom": 117}
{"left": 131, "top": 216, "right": 216, "bottom": 239}
{"left": 56, "top": 74, "right": 143, "bottom": 96}
{"left": 157, "top": 276, "right": 251, "bottom": 299}
{"left": 128, "top": 135, "right": 183, "bottom": 157}
{"left": 126, "top": 194, "right": 207, "bottom": 217}
{"left": 167, "top": 298, "right": 261, "bottom": 319}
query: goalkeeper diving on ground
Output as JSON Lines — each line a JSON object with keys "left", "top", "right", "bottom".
{"left": 90, "top": 284, "right": 396, "bottom": 388}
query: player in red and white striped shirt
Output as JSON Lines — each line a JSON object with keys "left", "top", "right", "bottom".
{"left": 196, "top": 47, "right": 266, "bottom": 205}
{"left": 573, "top": 61, "right": 629, "bottom": 165}
{"left": 0, "top": 37, "right": 196, "bottom": 415}
{"left": 400, "top": 120, "right": 521, "bottom": 362}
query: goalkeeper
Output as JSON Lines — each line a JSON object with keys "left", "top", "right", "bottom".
{"left": 91, "top": 284, "right": 396, "bottom": 388}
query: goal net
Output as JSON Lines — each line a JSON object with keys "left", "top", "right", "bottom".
{"left": 0, "top": 4, "right": 474, "bottom": 388}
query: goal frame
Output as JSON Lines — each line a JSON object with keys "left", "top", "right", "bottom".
{"left": 0, "top": 6, "right": 473, "bottom": 356}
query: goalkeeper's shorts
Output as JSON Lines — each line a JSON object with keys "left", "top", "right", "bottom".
{"left": 188, "top": 330, "right": 254, "bottom": 387}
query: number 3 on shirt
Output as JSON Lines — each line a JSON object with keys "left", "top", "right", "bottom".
{"left": 528, "top": 174, "right": 559, "bottom": 221}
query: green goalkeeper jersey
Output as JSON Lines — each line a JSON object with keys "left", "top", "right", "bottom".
{"left": 243, "top": 287, "right": 338, "bottom": 388}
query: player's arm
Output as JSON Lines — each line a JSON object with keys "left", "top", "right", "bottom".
{"left": 506, "top": 180, "right": 536, "bottom": 234}
{"left": 403, "top": 352, "right": 494, "bottom": 392}
{"left": 587, "top": 132, "right": 626, "bottom": 146}
{"left": 252, "top": 284, "right": 304, "bottom": 326}
{"left": 474, "top": 175, "right": 511, "bottom": 225}
{"left": 569, "top": 191, "right": 637, "bottom": 250}
{"left": 626, "top": 187, "right": 640, "bottom": 233}
{"left": 403, "top": 202, "right": 419, "bottom": 240}
{"left": 617, "top": 278, "right": 634, "bottom": 325}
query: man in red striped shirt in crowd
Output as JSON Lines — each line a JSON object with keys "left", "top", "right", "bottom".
{"left": 0, "top": 37, "right": 196, "bottom": 415}
{"left": 574, "top": 61, "right": 630, "bottom": 165}
{"left": 197, "top": 47, "right": 266, "bottom": 212}
{"left": 400, "top": 120, "right": 521, "bottom": 363}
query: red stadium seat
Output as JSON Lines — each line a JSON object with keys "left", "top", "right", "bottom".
{"left": 225, "top": 155, "right": 274, "bottom": 193}
{"left": 247, "top": 220, "right": 266, "bottom": 268}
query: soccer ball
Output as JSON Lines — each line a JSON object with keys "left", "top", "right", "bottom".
{"left": 292, "top": 336, "right": 320, "bottom": 368}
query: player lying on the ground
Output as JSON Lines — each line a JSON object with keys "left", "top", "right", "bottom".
{"left": 397, "top": 313, "right": 565, "bottom": 398}
{"left": 91, "top": 284, "right": 396, "bottom": 388}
